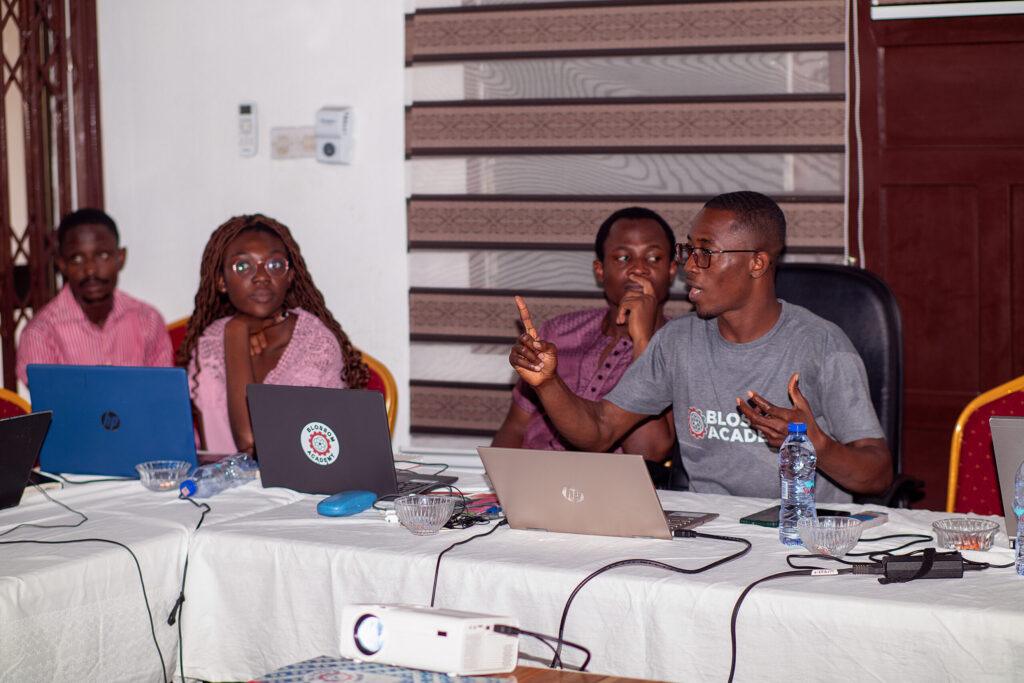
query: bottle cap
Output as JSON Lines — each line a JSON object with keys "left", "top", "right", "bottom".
{"left": 180, "top": 479, "right": 197, "bottom": 498}
{"left": 788, "top": 422, "right": 807, "bottom": 433}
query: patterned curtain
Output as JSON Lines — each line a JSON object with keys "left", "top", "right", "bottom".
{"left": 405, "top": 0, "right": 847, "bottom": 441}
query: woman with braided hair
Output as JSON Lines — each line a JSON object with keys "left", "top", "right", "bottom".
{"left": 177, "top": 214, "right": 369, "bottom": 454}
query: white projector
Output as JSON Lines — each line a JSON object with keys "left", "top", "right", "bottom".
{"left": 338, "top": 604, "right": 519, "bottom": 675}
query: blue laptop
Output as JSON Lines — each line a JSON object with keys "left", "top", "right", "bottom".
{"left": 26, "top": 365, "right": 198, "bottom": 477}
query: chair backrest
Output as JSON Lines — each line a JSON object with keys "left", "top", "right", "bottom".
{"left": 774, "top": 263, "right": 904, "bottom": 477}
{"left": 947, "top": 375, "right": 1024, "bottom": 514}
{"left": 360, "top": 350, "right": 397, "bottom": 436}
{"left": 167, "top": 316, "right": 190, "bottom": 361}
{"left": 0, "top": 387, "right": 31, "bottom": 419}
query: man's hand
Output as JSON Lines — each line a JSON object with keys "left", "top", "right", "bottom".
{"left": 615, "top": 273, "right": 660, "bottom": 357}
{"left": 509, "top": 296, "right": 558, "bottom": 387}
{"left": 736, "top": 372, "right": 821, "bottom": 449}
{"left": 737, "top": 372, "right": 894, "bottom": 495}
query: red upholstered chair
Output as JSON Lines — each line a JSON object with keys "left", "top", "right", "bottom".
{"left": 167, "top": 316, "right": 190, "bottom": 360}
{"left": 360, "top": 350, "right": 397, "bottom": 436}
{"left": 0, "top": 387, "right": 31, "bottom": 419}
{"left": 947, "top": 375, "right": 1024, "bottom": 514}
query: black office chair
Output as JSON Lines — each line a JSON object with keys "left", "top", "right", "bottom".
{"left": 774, "top": 262, "right": 923, "bottom": 507}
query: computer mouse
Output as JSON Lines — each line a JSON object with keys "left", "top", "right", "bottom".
{"left": 317, "top": 490, "right": 377, "bottom": 517}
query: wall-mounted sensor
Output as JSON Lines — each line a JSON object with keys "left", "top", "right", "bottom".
{"left": 239, "top": 102, "right": 257, "bottom": 157}
{"left": 315, "top": 106, "right": 353, "bottom": 164}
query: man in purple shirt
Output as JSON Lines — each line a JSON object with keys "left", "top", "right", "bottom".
{"left": 491, "top": 207, "right": 678, "bottom": 464}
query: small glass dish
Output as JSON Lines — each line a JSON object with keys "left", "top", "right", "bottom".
{"left": 932, "top": 517, "right": 999, "bottom": 551}
{"left": 135, "top": 460, "right": 193, "bottom": 492}
{"left": 394, "top": 494, "right": 456, "bottom": 536}
{"left": 798, "top": 516, "right": 863, "bottom": 557}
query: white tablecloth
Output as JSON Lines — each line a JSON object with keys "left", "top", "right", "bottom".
{"left": 176, "top": 460, "right": 1024, "bottom": 683}
{"left": 0, "top": 476, "right": 304, "bottom": 683}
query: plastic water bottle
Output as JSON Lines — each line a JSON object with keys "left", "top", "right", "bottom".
{"left": 1014, "top": 460, "right": 1024, "bottom": 576}
{"left": 180, "top": 453, "right": 259, "bottom": 498}
{"left": 779, "top": 423, "right": 817, "bottom": 545}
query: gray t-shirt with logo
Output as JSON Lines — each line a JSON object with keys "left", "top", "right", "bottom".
{"left": 604, "top": 301, "right": 883, "bottom": 502}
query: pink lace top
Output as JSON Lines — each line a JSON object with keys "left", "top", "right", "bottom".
{"left": 188, "top": 308, "right": 345, "bottom": 452}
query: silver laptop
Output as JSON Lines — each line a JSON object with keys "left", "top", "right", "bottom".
{"left": 989, "top": 416, "right": 1024, "bottom": 545}
{"left": 477, "top": 446, "right": 716, "bottom": 540}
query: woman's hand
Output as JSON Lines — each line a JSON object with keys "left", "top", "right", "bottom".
{"left": 226, "top": 310, "right": 289, "bottom": 357}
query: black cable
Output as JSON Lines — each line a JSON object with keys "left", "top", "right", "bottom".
{"left": 429, "top": 519, "right": 509, "bottom": 607}
{"left": 393, "top": 460, "right": 450, "bottom": 475}
{"left": 727, "top": 568, "right": 850, "bottom": 683}
{"left": 551, "top": 530, "right": 752, "bottom": 669}
{"left": 0, "top": 537, "right": 168, "bottom": 683}
{"left": 846, "top": 533, "right": 931, "bottom": 556}
{"left": 169, "top": 495, "right": 212, "bottom": 682}
{"left": 495, "top": 624, "right": 591, "bottom": 671}
{"left": 0, "top": 482, "right": 88, "bottom": 537}
{"left": 48, "top": 472, "right": 139, "bottom": 484}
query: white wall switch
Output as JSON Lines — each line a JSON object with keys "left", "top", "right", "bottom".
{"left": 239, "top": 102, "right": 257, "bottom": 157}
{"left": 315, "top": 106, "right": 353, "bottom": 164}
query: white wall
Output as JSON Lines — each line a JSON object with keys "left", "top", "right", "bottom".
{"left": 96, "top": 1, "right": 411, "bottom": 444}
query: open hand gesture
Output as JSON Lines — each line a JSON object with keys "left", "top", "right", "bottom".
{"left": 508, "top": 296, "right": 558, "bottom": 387}
{"left": 737, "top": 373, "right": 823, "bottom": 449}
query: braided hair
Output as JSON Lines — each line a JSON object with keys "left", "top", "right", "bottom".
{"left": 176, "top": 214, "right": 370, "bottom": 389}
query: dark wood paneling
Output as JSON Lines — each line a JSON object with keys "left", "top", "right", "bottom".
{"left": 881, "top": 185, "right": 980, "bottom": 391}
{"left": 856, "top": 8, "right": 1024, "bottom": 508}
{"left": 882, "top": 43, "right": 1024, "bottom": 148}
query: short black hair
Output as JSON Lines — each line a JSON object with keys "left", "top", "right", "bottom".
{"left": 56, "top": 208, "right": 119, "bottom": 252}
{"left": 703, "top": 191, "right": 785, "bottom": 258}
{"left": 594, "top": 207, "right": 676, "bottom": 260}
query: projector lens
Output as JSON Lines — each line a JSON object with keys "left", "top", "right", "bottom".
{"left": 354, "top": 614, "right": 384, "bottom": 655}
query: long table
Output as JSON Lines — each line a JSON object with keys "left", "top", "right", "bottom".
{"left": 177, "top": 457, "right": 1024, "bottom": 683}
{"left": 3, "top": 457, "right": 1022, "bottom": 683}
{"left": 0, "top": 477, "right": 304, "bottom": 683}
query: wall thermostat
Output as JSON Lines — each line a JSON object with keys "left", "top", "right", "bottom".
{"left": 315, "top": 106, "right": 353, "bottom": 164}
{"left": 238, "top": 102, "right": 257, "bottom": 157}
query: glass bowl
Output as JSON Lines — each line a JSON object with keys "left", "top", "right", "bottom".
{"left": 932, "top": 518, "right": 999, "bottom": 551}
{"left": 798, "top": 516, "right": 864, "bottom": 557}
{"left": 394, "top": 494, "right": 456, "bottom": 536}
{"left": 135, "top": 460, "right": 193, "bottom": 492}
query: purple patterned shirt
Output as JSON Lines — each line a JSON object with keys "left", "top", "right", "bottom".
{"left": 513, "top": 307, "right": 663, "bottom": 451}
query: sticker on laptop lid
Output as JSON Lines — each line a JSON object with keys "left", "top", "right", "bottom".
{"left": 301, "top": 421, "right": 340, "bottom": 465}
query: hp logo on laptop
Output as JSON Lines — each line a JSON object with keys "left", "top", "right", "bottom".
{"left": 100, "top": 411, "right": 120, "bottom": 431}
{"left": 561, "top": 486, "right": 584, "bottom": 503}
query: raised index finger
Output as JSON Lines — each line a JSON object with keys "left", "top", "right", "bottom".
{"left": 515, "top": 296, "right": 538, "bottom": 339}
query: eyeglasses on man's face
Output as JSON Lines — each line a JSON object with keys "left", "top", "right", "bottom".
{"left": 674, "top": 243, "right": 757, "bottom": 269}
{"left": 227, "top": 256, "right": 290, "bottom": 279}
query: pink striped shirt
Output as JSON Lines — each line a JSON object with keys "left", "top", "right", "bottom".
{"left": 16, "top": 285, "right": 173, "bottom": 385}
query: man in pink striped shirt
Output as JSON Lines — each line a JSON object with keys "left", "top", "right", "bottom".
{"left": 16, "top": 208, "right": 173, "bottom": 386}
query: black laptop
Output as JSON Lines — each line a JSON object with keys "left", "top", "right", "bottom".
{"left": 0, "top": 411, "right": 53, "bottom": 509}
{"left": 246, "top": 385, "right": 456, "bottom": 496}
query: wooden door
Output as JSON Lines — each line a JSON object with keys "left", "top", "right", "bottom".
{"left": 852, "top": 3, "right": 1024, "bottom": 509}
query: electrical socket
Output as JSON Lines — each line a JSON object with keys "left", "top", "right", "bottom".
{"left": 270, "top": 126, "right": 316, "bottom": 160}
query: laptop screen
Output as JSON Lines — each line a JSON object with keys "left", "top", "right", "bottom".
{"left": 990, "top": 415, "right": 1024, "bottom": 543}
{"left": 27, "top": 365, "right": 197, "bottom": 477}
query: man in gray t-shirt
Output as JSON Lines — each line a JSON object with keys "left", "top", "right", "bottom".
{"left": 509, "top": 191, "right": 893, "bottom": 501}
